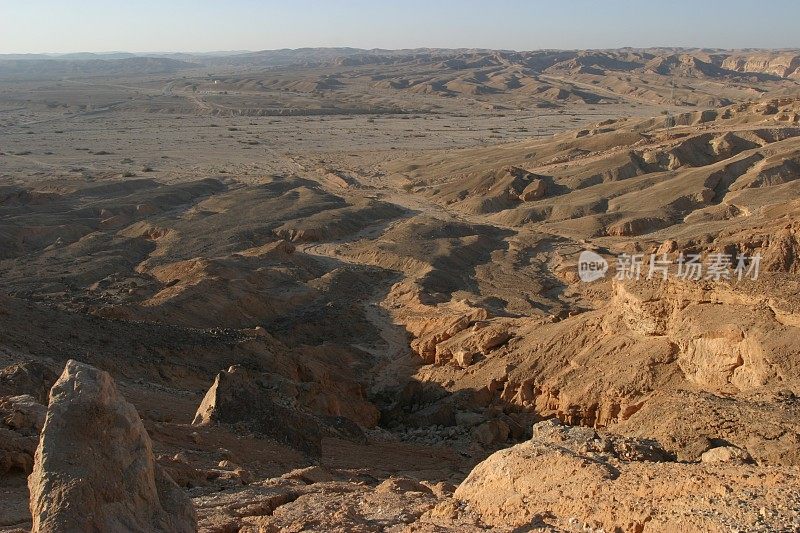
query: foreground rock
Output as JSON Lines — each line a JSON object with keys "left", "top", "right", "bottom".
{"left": 28, "top": 360, "right": 196, "bottom": 533}
{"left": 454, "top": 420, "right": 800, "bottom": 532}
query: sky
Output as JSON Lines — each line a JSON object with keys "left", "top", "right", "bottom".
{"left": 1, "top": 0, "right": 798, "bottom": 55}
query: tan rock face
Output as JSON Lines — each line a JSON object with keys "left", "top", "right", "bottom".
{"left": 407, "top": 307, "right": 490, "bottom": 363}
{"left": 519, "top": 178, "right": 547, "bottom": 201}
{"left": 722, "top": 54, "right": 800, "bottom": 78}
{"left": 452, "top": 349, "right": 473, "bottom": 368}
{"left": 606, "top": 280, "right": 791, "bottom": 394}
{"left": 375, "top": 477, "right": 434, "bottom": 495}
{"left": 431, "top": 320, "right": 512, "bottom": 365}
{"left": 455, "top": 420, "right": 800, "bottom": 532}
{"left": 28, "top": 360, "right": 196, "bottom": 533}
{"left": 456, "top": 437, "right": 620, "bottom": 528}
{"left": 701, "top": 445, "right": 752, "bottom": 464}
{"left": 679, "top": 328, "right": 772, "bottom": 391}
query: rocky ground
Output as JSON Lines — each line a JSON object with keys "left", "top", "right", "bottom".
{"left": 1, "top": 49, "right": 800, "bottom": 532}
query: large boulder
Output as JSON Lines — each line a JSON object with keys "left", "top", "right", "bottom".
{"left": 454, "top": 433, "right": 620, "bottom": 529}
{"left": 193, "top": 365, "right": 365, "bottom": 454}
{"left": 28, "top": 360, "right": 196, "bottom": 533}
{"left": 454, "top": 420, "right": 800, "bottom": 531}
{"left": 518, "top": 178, "right": 547, "bottom": 201}
{"left": 701, "top": 445, "right": 752, "bottom": 464}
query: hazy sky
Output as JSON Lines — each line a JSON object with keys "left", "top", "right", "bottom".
{"left": 1, "top": 0, "right": 798, "bottom": 54}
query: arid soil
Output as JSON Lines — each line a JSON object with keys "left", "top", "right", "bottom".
{"left": 1, "top": 48, "right": 800, "bottom": 532}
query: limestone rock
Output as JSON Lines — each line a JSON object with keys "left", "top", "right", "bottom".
{"left": 433, "top": 321, "right": 513, "bottom": 365}
{"left": 701, "top": 445, "right": 752, "bottom": 464}
{"left": 531, "top": 417, "right": 599, "bottom": 446}
{"left": 0, "top": 361, "right": 59, "bottom": 404}
{"left": 453, "top": 349, "right": 474, "bottom": 368}
{"left": 656, "top": 239, "right": 678, "bottom": 254}
{"left": 193, "top": 365, "right": 365, "bottom": 454}
{"left": 0, "top": 394, "right": 46, "bottom": 432}
{"left": 473, "top": 419, "right": 510, "bottom": 446}
{"left": 531, "top": 419, "right": 672, "bottom": 462}
{"left": 455, "top": 439, "right": 618, "bottom": 528}
{"left": 477, "top": 328, "right": 511, "bottom": 354}
{"left": 519, "top": 178, "right": 547, "bottom": 201}
{"left": 455, "top": 421, "right": 796, "bottom": 531}
{"left": 0, "top": 395, "right": 46, "bottom": 476}
{"left": 376, "top": 477, "right": 434, "bottom": 495}
{"left": 281, "top": 465, "right": 335, "bottom": 484}
{"left": 28, "top": 360, "right": 196, "bottom": 533}
{"left": 0, "top": 426, "right": 37, "bottom": 474}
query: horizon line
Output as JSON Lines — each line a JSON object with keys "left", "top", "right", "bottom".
{"left": 3, "top": 45, "right": 800, "bottom": 57}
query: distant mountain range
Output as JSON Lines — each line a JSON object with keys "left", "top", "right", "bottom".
{"left": 1, "top": 48, "right": 799, "bottom": 81}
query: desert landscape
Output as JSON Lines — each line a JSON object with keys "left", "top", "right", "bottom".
{"left": 1, "top": 44, "right": 800, "bottom": 532}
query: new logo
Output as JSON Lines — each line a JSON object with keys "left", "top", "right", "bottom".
{"left": 578, "top": 250, "right": 609, "bottom": 282}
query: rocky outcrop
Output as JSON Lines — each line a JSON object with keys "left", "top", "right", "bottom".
{"left": 614, "top": 389, "right": 800, "bottom": 464}
{"left": 0, "top": 426, "right": 37, "bottom": 474}
{"left": 722, "top": 53, "right": 800, "bottom": 78}
{"left": 607, "top": 216, "right": 669, "bottom": 236}
{"left": 193, "top": 474, "right": 445, "bottom": 533}
{"left": 407, "top": 307, "right": 491, "bottom": 363}
{"left": 1, "top": 394, "right": 45, "bottom": 432}
{"left": 762, "top": 224, "right": 800, "bottom": 273}
{"left": 0, "top": 395, "right": 46, "bottom": 474}
{"left": 0, "top": 361, "right": 59, "bottom": 404}
{"left": 701, "top": 445, "right": 752, "bottom": 464}
{"left": 455, "top": 420, "right": 800, "bottom": 532}
{"left": 609, "top": 281, "right": 792, "bottom": 394}
{"left": 28, "top": 360, "right": 196, "bottom": 533}
{"left": 518, "top": 178, "right": 547, "bottom": 201}
{"left": 193, "top": 365, "right": 366, "bottom": 454}
{"left": 433, "top": 320, "right": 513, "bottom": 366}
{"left": 472, "top": 419, "right": 510, "bottom": 446}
